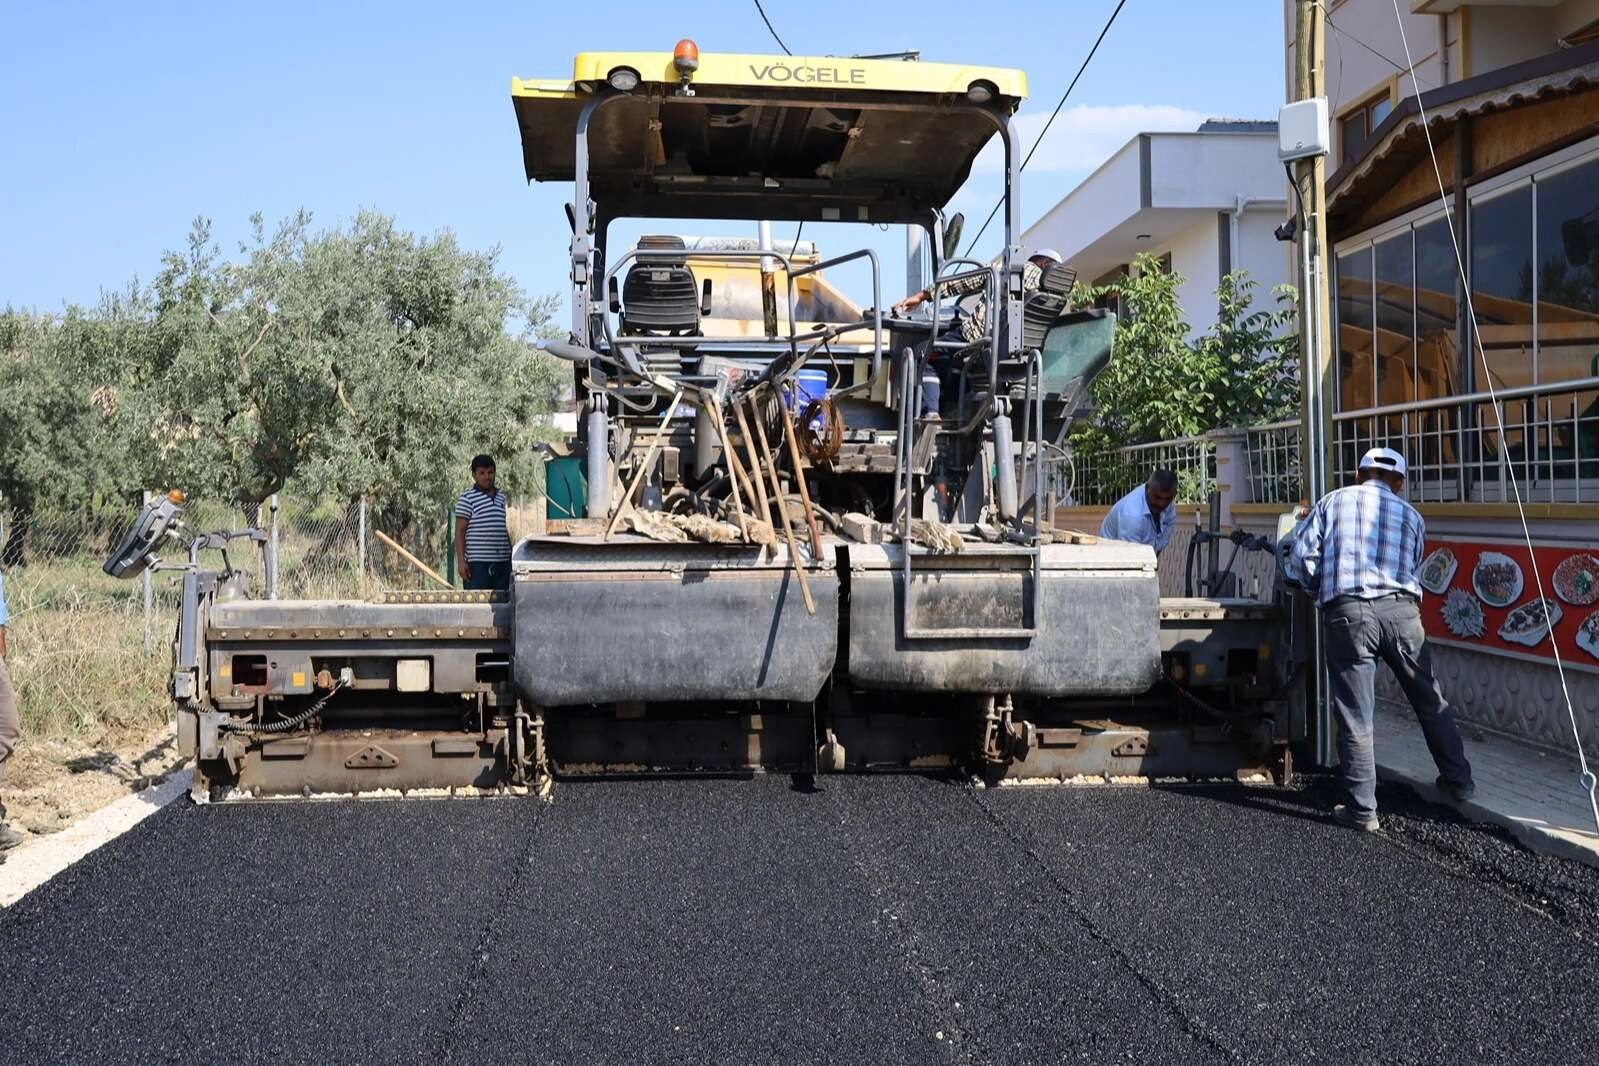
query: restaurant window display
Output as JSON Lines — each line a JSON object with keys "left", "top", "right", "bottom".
{"left": 1325, "top": 142, "right": 1599, "bottom": 500}
{"left": 1374, "top": 232, "right": 1415, "bottom": 407}
{"left": 1335, "top": 246, "right": 1375, "bottom": 413}
{"left": 1534, "top": 159, "right": 1599, "bottom": 486}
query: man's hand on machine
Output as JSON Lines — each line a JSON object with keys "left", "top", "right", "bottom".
{"left": 891, "top": 289, "right": 930, "bottom": 316}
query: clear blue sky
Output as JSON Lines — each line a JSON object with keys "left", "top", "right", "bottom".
{"left": 0, "top": 0, "right": 1287, "bottom": 313}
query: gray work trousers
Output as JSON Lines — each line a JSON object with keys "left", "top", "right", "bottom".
{"left": 1324, "top": 594, "right": 1474, "bottom": 817}
{"left": 0, "top": 655, "right": 17, "bottom": 786}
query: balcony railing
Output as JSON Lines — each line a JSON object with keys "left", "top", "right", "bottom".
{"left": 1069, "top": 376, "right": 1599, "bottom": 509}
{"left": 1068, "top": 435, "right": 1217, "bottom": 506}
{"left": 1246, "top": 376, "right": 1599, "bottom": 506}
{"left": 1330, "top": 375, "right": 1599, "bottom": 505}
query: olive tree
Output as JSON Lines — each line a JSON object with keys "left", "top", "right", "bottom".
{"left": 132, "top": 211, "right": 564, "bottom": 517}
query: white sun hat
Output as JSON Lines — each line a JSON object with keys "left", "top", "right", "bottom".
{"left": 1031, "top": 248, "right": 1064, "bottom": 262}
{"left": 1358, "top": 446, "right": 1407, "bottom": 478}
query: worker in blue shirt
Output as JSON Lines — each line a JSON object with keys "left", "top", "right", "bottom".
{"left": 1288, "top": 446, "right": 1474, "bottom": 832}
{"left": 0, "top": 565, "right": 20, "bottom": 855}
{"left": 1099, "top": 469, "right": 1179, "bottom": 553}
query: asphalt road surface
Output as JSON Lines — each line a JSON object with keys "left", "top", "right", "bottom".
{"left": 5, "top": 773, "right": 1599, "bottom": 1065}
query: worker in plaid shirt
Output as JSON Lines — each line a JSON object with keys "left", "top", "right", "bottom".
{"left": 1288, "top": 446, "right": 1474, "bottom": 832}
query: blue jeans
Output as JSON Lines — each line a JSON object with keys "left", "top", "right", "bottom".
{"left": 891, "top": 348, "right": 945, "bottom": 417}
{"left": 466, "top": 560, "right": 511, "bottom": 591}
{"left": 1324, "top": 594, "right": 1473, "bottom": 817}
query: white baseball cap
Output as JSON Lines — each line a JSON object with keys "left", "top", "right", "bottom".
{"left": 1358, "top": 446, "right": 1407, "bottom": 478}
{"left": 1031, "top": 248, "right": 1063, "bottom": 263}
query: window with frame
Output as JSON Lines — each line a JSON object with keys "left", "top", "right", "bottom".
{"left": 1330, "top": 142, "right": 1599, "bottom": 499}
{"left": 1339, "top": 91, "right": 1394, "bottom": 167}
{"left": 1335, "top": 247, "right": 1375, "bottom": 413}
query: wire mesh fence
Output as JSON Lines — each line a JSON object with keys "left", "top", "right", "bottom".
{"left": 0, "top": 493, "right": 542, "bottom": 739}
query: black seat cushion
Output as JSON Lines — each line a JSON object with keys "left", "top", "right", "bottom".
{"left": 622, "top": 235, "right": 700, "bottom": 336}
{"left": 1021, "top": 262, "right": 1077, "bottom": 351}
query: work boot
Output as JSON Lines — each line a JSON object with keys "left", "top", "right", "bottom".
{"left": 1332, "top": 804, "right": 1380, "bottom": 833}
{"left": 1435, "top": 774, "right": 1476, "bottom": 804}
{"left": 0, "top": 822, "right": 22, "bottom": 851}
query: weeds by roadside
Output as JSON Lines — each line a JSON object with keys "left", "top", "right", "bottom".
{"left": 3, "top": 556, "right": 170, "bottom": 740}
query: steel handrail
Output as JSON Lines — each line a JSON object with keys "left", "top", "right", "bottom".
{"left": 893, "top": 344, "right": 1042, "bottom": 641}
{"left": 1331, "top": 374, "right": 1599, "bottom": 421}
{"left": 788, "top": 247, "right": 883, "bottom": 378}
{"left": 926, "top": 258, "right": 1002, "bottom": 386}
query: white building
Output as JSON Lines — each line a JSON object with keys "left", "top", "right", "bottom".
{"left": 1022, "top": 120, "right": 1291, "bottom": 333}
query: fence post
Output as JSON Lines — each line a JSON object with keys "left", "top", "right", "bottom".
{"left": 1206, "top": 428, "right": 1251, "bottom": 527}
{"left": 443, "top": 508, "right": 456, "bottom": 588}
{"left": 142, "top": 490, "right": 154, "bottom": 655}
{"left": 267, "top": 494, "right": 280, "bottom": 600}
{"left": 357, "top": 498, "right": 368, "bottom": 574}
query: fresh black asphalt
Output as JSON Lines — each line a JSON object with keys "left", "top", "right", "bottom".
{"left": 4, "top": 774, "right": 1598, "bottom": 1065}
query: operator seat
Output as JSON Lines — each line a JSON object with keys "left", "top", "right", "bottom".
{"left": 621, "top": 235, "right": 702, "bottom": 337}
{"left": 1020, "top": 261, "right": 1078, "bottom": 353}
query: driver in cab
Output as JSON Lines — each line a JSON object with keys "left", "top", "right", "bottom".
{"left": 890, "top": 248, "right": 1064, "bottom": 418}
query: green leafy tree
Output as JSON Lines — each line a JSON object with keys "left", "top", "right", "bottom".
{"left": 1071, "top": 254, "right": 1299, "bottom": 452}
{"left": 129, "top": 211, "right": 564, "bottom": 520}
{"left": 0, "top": 302, "right": 141, "bottom": 527}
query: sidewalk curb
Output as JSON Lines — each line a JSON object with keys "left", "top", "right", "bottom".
{"left": 0, "top": 769, "right": 191, "bottom": 908}
{"left": 1377, "top": 761, "right": 1599, "bottom": 870}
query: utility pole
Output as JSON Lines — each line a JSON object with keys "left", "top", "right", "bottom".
{"left": 1293, "top": 0, "right": 1332, "bottom": 505}
{"left": 1292, "top": 0, "right": 1336, "bottom": 767}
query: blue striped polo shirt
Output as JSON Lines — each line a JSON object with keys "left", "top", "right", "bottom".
{"left": 454, "top": 488, "right": 512, "bottom": 562}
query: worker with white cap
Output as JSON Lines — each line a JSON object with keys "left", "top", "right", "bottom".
{"left": 891, "top": 248, "right": 1067, "bottom": 417}
{"left": 1287, "top": 446, "right": 1474, "bottom": 831}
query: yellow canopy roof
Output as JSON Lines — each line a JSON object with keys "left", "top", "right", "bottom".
{"left": 511, "top": 50, "right": 1027, "bottom": 223}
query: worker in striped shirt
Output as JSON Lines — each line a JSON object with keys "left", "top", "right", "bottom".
{"left": 454, "top": 454, "right": 513, "bottom": 592}
{"left": 1287, "top": 446, "right": 1474, "bottom": 832}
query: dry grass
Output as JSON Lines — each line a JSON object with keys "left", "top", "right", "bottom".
{"left": 0, "top": 496, "right": 544, "bottom": 743}
{"left": 3, "top": 556, "right": 171, "bottom": 742}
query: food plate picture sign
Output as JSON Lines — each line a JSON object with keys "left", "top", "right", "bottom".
{"left": 1419, "top": 538, "right": 1599, "bottom": 674}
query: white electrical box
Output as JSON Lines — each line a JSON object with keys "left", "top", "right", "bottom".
{"left": 1278, "top": 98, "right": 1330, "bottom": 162}
{"left": 396, "top": 658, "right": 431, "bottom": 693}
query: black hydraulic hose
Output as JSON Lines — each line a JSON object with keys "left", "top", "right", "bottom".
{"left": 220, "top": 678, "right": 351, "bottom": 734}
{"left": 1185, "top": 533, "right": 1201, "bottom": 598}
{"left": 1159, "top": 668, "right": 1264, "bottom": 723}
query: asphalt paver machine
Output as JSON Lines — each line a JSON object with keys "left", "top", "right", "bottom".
{"left": 108, "top": 45, "right": 1308, "bottom": 799}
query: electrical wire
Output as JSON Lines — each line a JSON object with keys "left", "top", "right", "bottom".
{"left": 962, "top": 0, "right": 1130, "bottom": 257}
{"left": 797, "top": 397, "right": 844, "bottom": 463}
{"left": 1386, "top": 0, "right": 1597, "bottom": 832}
{"left": 219, "top": 676, "right": 351, "bottom": 734}
{"left": 1320, "top": 2, "right": 1435, "bottom": 90}
{"left": 753, "top": 0, "right": 793, "bottom": 56}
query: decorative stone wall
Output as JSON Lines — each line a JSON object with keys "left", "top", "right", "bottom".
{"left": 1376, "top": 647, "right": 1599, "bottom": 756}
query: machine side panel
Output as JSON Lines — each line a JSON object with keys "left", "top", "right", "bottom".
{"left": 513, "top": 569, "right": 838, "bottom": 705}
{"left": 846, "top": 549, "right": 1161, "bottom": 695}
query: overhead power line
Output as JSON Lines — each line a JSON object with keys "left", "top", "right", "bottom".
{"left": 753, "top": 0, "right": 794, "bottom": 56}
{"left": 1325, "top": 10, "right": 1435, "bottom": 90}
{"left": 962, "top": 0, "right": 1130, "bottom": 257}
